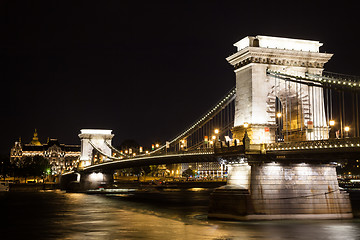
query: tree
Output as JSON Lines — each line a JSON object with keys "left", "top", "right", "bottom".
{"left": 141, "top": 166, "right": 151, "bottom": 182}
{"left": 131, "top": 167, "right": 142, "bottom": 181}
{"left": 149, "top": 165, "right": 159, "bottom": 177}
{"left": 182, "top": 168, "right": 194, "bottom": 180}
{"left": 31, "top": 155, "right": 50, "bottom": 177}
{"left": 13, "top": 155, "right": 50, "bottom": 181}
{"left": 0, "top": 154, "right": 10, "bottom": 180}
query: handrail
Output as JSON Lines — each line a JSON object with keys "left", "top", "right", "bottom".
{"left": 266, "top": 138, "right": 360, "bottom": 151}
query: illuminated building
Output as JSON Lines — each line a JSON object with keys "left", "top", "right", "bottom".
{"left": 10, "top": 129, "right": 80, "bottom": 175}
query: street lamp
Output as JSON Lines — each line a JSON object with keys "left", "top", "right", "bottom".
{"left": 214, "top": 129, "right": 219, "bottom": 134}
{"left": 243, "top": 122, "right": 250, "bottom": 149}
{"left": 329, "top": 120, "right": 335, "bottom": 126}
{"left": 276, "top": 112, "right": 282, "bottom": 118}
{"left": 329, "top": 120, "right": 335, "bottom": 138}
{"left": 345, "top": 126, "right": 350, "bottom": 138}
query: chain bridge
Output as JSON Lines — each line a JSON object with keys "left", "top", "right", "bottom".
{"left": 61, "top": 35, "right": 360, "bottom": 221}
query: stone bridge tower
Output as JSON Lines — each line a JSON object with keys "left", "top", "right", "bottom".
{"left": 78, "top": 129, "right": 114, "bottom": 168}
{"left": 227, "top": 36, "right": 333, "bottom": 143}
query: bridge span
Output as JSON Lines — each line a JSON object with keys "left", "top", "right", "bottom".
{"left": 61, "top": 35, "right": 360, "bottom": 220}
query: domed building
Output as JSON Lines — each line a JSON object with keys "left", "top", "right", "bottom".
{"left": 10, "top": 129, "right": 81, "bottom": 175}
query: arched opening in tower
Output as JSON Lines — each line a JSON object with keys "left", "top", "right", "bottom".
{"left": 278, "top": 93, "right": 306, "bottom": 142}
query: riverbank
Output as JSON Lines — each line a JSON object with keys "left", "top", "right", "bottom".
{"left": 114, "top": 180, "right": 226, "bottom": 189}
{"left": 9, "top": 183, "right": 59, "bottom": 192}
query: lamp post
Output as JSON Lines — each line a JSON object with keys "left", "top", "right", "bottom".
{"left": 329, "top": 120, "right": 335, "bottom": 139}
{"left": 276, "top": 112, "right": 282, "bottom": 142}
{"left": 344, "top": 126, "right": 350, "bottom": 138}
{"left": 243, "top": 122, "right": 250, "bottom": 150}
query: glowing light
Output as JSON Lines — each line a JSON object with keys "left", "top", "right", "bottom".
{"left": 89, "top": 172, "right": 104, "bottom": 182}
{"left": 214, "top": 129, "right": 219, "bottom": 134}
{"left": 244, "top": 122, "right": 249, "bottom": 128}
{"left": 233, "top": 35, "right": 322, "bottom": 52}
{"left": 345, "top": 126, "right": 350, "bottom": 132}
{"left": 276, "top": 112, "right": 282, "bottom": 118}
{"left": 80, "top": 129, "right": 112, "bottom": 135}
{"left": 329, "top": 120, "right": 335, "bottom": 126}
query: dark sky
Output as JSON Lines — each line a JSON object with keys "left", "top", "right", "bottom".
{"left": 1, "top": 1, "right": 359, "bottom": 155}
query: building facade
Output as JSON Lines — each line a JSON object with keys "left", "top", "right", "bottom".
{"left": 10, "top": 130, "right": 80, "bottom": 175}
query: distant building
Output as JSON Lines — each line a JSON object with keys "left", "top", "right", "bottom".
{"left": 178, "top": 162, "right": 227, "bottom": 179}
{"left": 10, "top": 129, "right": 80, "bottom": 175}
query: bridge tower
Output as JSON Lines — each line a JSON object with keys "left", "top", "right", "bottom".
{"left": 227, "top": 36, "right": 332, "bottom": 143}
{"left": 78, "top": 129, "right": 114, "bottom": 168}
{"left": 209, "top": 36, "right": 352, "bottom": 220}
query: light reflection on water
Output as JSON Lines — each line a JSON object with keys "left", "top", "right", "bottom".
{"left": 2, "top": 190, "right": 360, "bottom": 239}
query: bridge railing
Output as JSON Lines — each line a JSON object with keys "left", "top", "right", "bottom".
{"left": 104, "top": 147, "right": 216, "bottom": 163}
{"left": 266, "top": 138, "right": 360, "bottom": 151}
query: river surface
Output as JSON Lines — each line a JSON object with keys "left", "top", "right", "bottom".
{"left": 2, "top": 188, "right": 360, "bottom": 239}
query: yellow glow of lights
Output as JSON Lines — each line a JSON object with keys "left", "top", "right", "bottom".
{"left": 214, "top": 129, "right": 219, "bottom": 134}
{"left": 155, "top": 143, "right": 159, "bottom": 148}
{"left": 212, "top": 135, "right": 216, "bottom": 140}
{"left": 345, "top": 126, "right": 350, "bottom": 132}
{"left": 244, "top": 122, "right": 249, "bottom": 128}
{"left": 329, "top": 120, "right": 335, "bottom": 126}
{"left": 276, "top": 112, "right": 282, "bottom": 118}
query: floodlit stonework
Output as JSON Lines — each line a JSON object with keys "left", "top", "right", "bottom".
{"left": 10, "top": 130, "right": 80, "bottom": 175}
{"left": 209, "top": 162, "right": 352, "bottom": 220}
{"left": 78, "top": 129, "right": 114, "bottom": 168}
{"left": 227, "top": 35, "right": 332, "bottom": 143}
{"left": 208, "top": 35, "right": 352, "bottom": 220}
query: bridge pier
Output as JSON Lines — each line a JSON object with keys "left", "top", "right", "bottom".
{"left": 79, "top": 170, "right": 114, "bottom": 190}
{"left": 209, "top": 160, "right": 352, "bottom": 220}
{"left": 60, "top": 170, "right": 114, "bottom": 192}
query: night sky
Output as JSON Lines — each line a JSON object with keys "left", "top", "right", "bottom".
{"left": 1, "top": 1, "right": 359, "bottom": 155}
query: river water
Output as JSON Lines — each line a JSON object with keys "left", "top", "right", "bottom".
{"left": 2, "top": 189, "right": 360, "bottom": 239}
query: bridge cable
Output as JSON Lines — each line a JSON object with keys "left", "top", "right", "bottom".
{"left": 88, "top": 140, "right": 122, "bottom": 161}
{"left": 150, "top": 86, "right": 236, "bottom": 154}
{"left": 103, "top": 141, "right": 128, "bottom": 157}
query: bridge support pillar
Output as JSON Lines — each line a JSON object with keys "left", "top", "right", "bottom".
{"left": 60, "top": 171, "right": 114, "bottom": 192}
{"left": 80, "top": 170, "right": 114, "bottom": 190}
{"left": 209, "top": 160, "right": 352, "bottom": 220}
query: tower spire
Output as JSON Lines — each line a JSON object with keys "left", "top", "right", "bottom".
{"left": 30, "top": 129, "right": 42, "bottom": 146}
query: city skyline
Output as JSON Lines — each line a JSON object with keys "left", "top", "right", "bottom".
{"left": 1, "top": 1, "right": 359, "bottom": 155}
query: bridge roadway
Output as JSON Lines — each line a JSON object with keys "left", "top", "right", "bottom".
{"left": 216, "top": 137, "right": 360, "bottom": 162}
{"left": 63, "top": 137, "right": 360, "bottom": 176}
{"left": 72, "top": 149, "right": 216, "bottom": 174}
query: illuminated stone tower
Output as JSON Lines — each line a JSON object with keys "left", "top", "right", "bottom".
{"left": 78, "top": 129, "right": 114, "bottom": 168}
{"left": 226, "top": 36, "right": 333, "bottom": 143}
